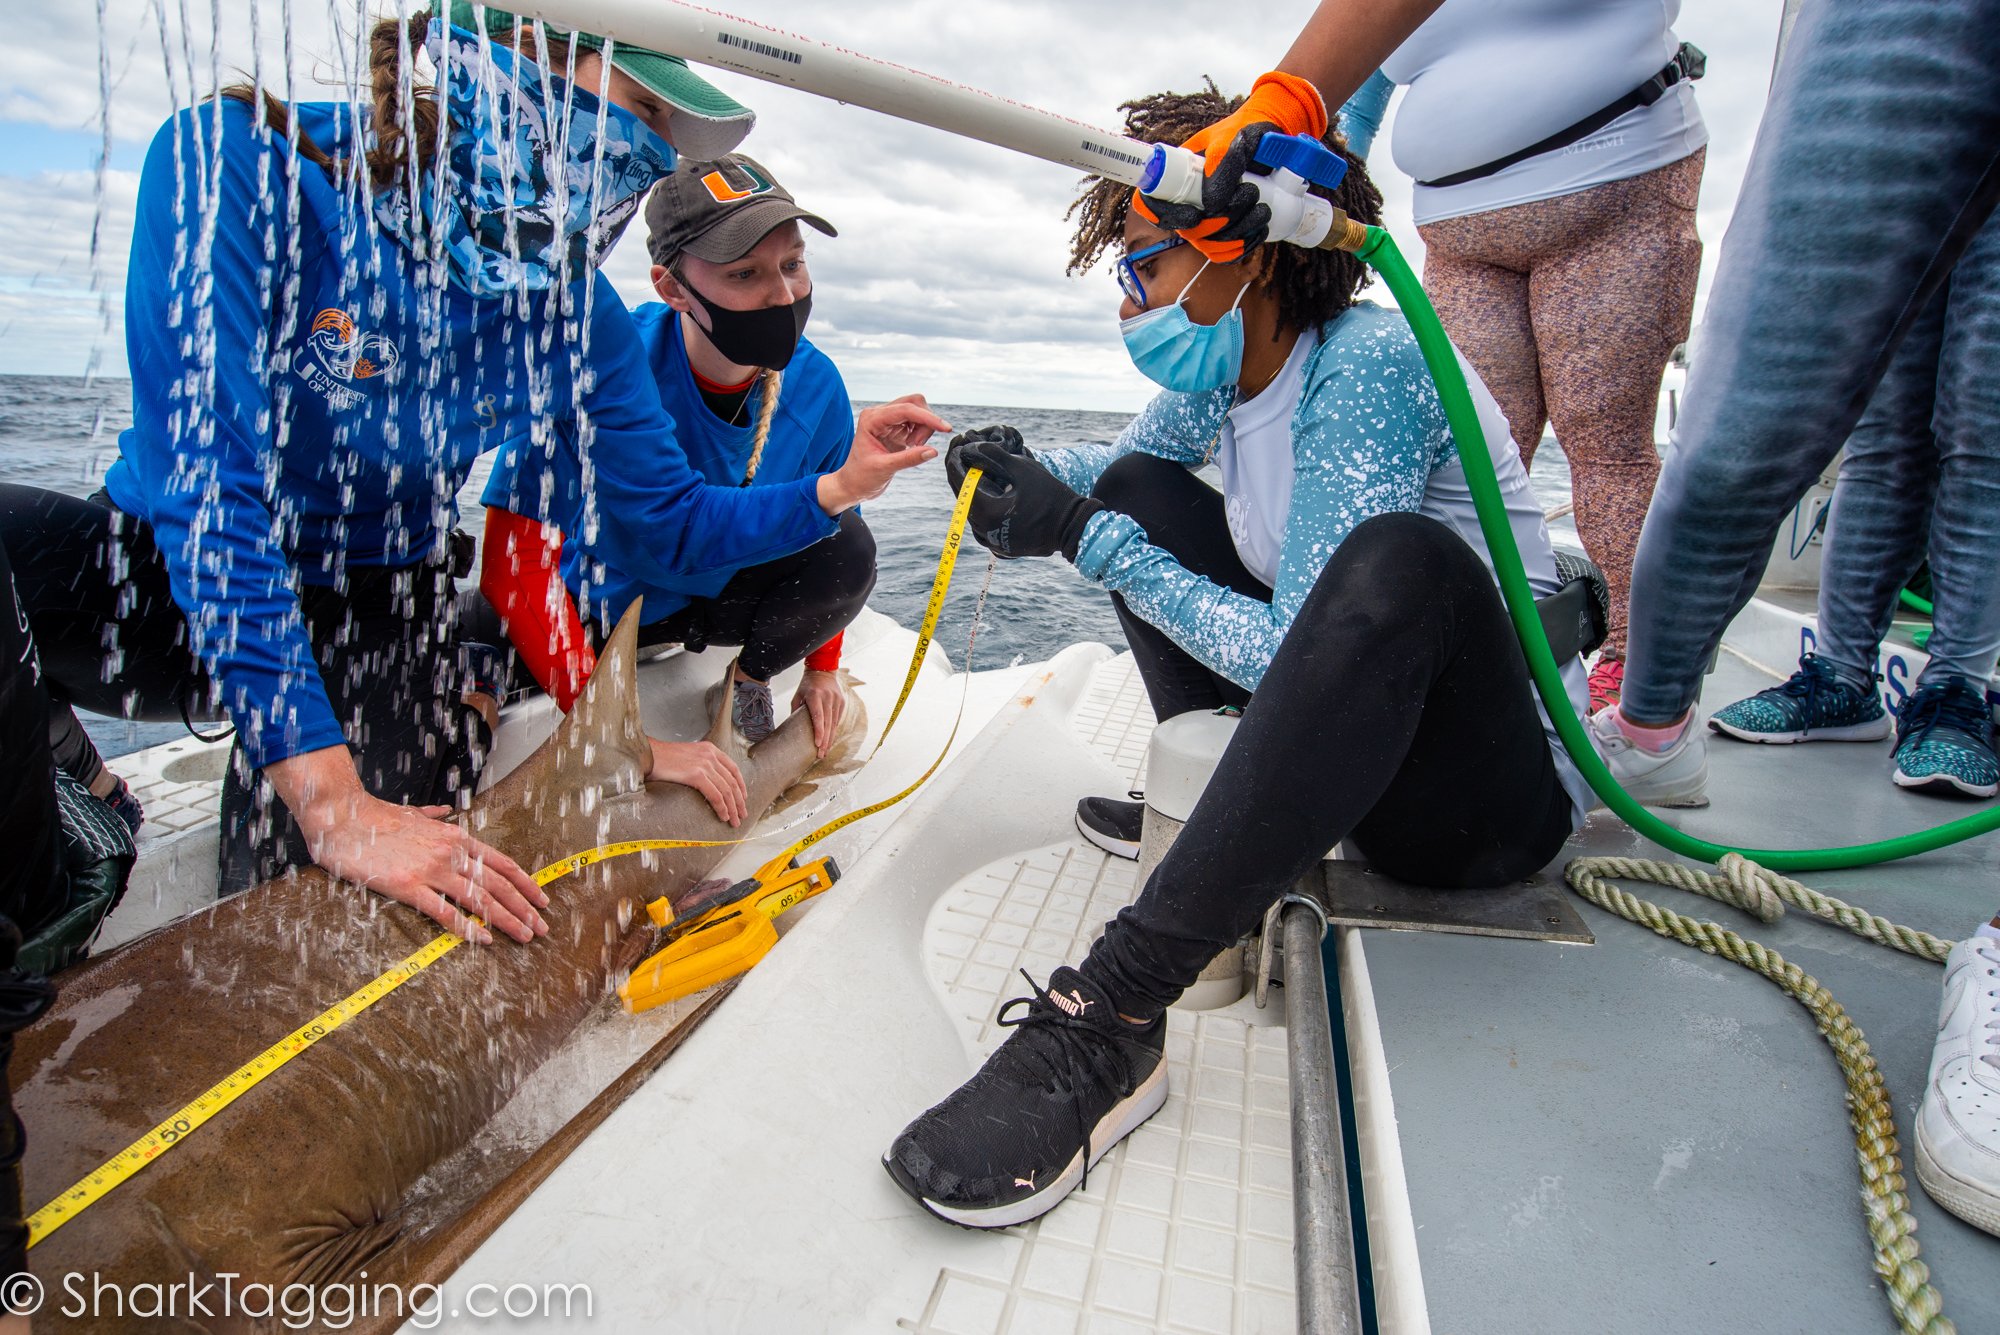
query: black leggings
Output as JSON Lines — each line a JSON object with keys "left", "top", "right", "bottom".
{"left": 0, "top": 484, "right": 476, "bottom": 896}
{"left": 0, "top": 533, "right": 67, "bottom": 940}
{"left": 1080, "top": 512, "right": 1577, "bottom": 1021}
{"left": 0, "top": 485, "right": 213, "bottom": 794}
{"left": 1090, "top": 453, "right": 1271, "bottom": 720}
{"left": 0, "top": 538, "right": 54, "bottom": 1292}
{"left": 638, "top": 510, "right": 876, "bottom": 680}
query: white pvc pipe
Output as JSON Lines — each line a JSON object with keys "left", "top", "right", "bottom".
{"left": 512, "top": 0, "right": 1160, "bottom": 186}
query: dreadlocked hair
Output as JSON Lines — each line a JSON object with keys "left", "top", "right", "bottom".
{"left": 219, "top": 12, "right": 446, "bottom": 195}
{"left": 1064, "top": 80, "right": 1383, "bottom": 338}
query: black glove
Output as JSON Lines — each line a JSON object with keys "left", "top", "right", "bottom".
{"left": 945, "top": 424, "right": 1032, "bottom": 501}
{"left": 1137, "top": 123, "right": 1279, "bottom": 259}
{"left": 956, "top": 438, "right": 1105, "bottom": 562}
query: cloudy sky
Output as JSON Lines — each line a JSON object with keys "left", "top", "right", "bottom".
{"left": 0, "top": 0, "right": 1783, "bottom": 412}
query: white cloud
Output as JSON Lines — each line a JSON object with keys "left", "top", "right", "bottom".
{"left": 0, "top": 0, "right": 1780, "bottom": 408}
{"left": 0, "top": 168, "right": 137, "bottom": 378}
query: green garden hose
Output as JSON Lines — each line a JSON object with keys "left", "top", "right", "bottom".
{"left": 1355, "top": 226, "right": 2000, "bottom": 870}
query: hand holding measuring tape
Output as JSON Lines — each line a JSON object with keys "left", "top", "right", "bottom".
{"left": 945, "top": 427, "right": 1105, "bottom": 561}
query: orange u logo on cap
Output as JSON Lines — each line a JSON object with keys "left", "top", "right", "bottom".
{"left": 700, "top": 163, "right": 775, "bottom": 204}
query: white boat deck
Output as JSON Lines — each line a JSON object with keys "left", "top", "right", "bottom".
{"left": 75, "top": 592, "right": 2000, "bottom": 1333}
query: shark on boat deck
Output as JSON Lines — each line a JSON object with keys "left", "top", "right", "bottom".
{"left": 14, "top": 604, "right": 862, "bottom": 1331}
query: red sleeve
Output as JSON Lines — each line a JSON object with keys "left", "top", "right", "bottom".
{"left": 479, "top": 506, "right": 597, "bottom": 713}
{"left": 804, "top": 631, "right": 843, "bottom": 673}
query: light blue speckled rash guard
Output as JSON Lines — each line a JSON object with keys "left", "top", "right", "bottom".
{"left": 1041, "top": 299, "right": 1595, "bottom": 822}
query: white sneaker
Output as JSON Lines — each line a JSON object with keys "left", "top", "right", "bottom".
{"left": 1914, "top": 935, "right": 2000, "bottom": 1237}
{"left": 1587, "top": 707, "right": 1710, "bottom": 808}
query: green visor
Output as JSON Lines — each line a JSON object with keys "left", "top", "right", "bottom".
{"left": 447, "top": 3, "right": 756, "bottom": 159}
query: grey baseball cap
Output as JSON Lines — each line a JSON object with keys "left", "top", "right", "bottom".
{"left": 644, "top": 153, "right": 836, "bottom": 266}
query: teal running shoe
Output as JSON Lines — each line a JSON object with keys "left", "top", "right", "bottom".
{"left": 1709, "top": 654, "right": 1891, "bottom": 744}
{"left": 1893, "top": 678, "right": 2000, "bottom": 799}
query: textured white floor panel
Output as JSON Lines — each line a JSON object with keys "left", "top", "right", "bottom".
{"left": 913, "top": 840, "right": 1296, "bottom": 1334}
{"left": 1071, "top": 653, "right": 1155, "bottom": 792}
{"left": 116, "top": 734, "right": 228, "bottom": 852}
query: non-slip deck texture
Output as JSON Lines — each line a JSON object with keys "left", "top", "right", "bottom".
{"left": 1070, "top": 653, "right": 1156, "bottom": 792}
{"left": 912, "top": 839, "right": 1296, "bottom": 1334}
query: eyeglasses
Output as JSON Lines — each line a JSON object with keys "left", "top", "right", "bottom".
{"left": 1116, "top": 235, "right": 1187, "bottom": 308}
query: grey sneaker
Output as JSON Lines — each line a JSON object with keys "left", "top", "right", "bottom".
{"left": 732, "top": 677, "right": 777, "bottom": 744}
{"left": 1589, "top": 707, "right": 1709, "bottom": 808}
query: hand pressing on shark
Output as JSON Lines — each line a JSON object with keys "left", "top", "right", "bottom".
{"left": 266, "top": 746, "right": 552, "bottom": 944}
{"left": 648, "top": 738, "right": 750, "bottom": 827}
{"left": 794, "top": 669, "right": 847, "bottom": 759}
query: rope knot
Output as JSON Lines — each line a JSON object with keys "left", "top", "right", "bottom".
{"left": 1717, "top": 853, "right": 1786, "bottom": 923}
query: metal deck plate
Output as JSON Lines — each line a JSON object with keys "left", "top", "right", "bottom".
{"left": 1310, "top": 864, "right": 1594, "bottom": 945}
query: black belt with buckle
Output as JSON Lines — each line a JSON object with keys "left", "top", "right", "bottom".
{"left": 1418, "top": 42, "right": 1706, "bottom": 190}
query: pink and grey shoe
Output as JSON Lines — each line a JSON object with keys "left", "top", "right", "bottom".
{"left": 1587, "top": 656, "right": 1625, "bottom": 716}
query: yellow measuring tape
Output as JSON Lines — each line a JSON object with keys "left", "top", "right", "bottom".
{"left": 27, "top": 469, "right": 988, "bottom": 1249}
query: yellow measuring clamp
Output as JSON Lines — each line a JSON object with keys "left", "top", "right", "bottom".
{"left": 619, "top": 468, "right": 990, "bottom": 1012}
{"left": 26, "top": 468, "right": 990, "bottom": 1248}
{"left": 620, "top": 854, "right": 842, "bottom": 1012}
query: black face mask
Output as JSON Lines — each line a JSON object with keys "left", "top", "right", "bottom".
{"left": 683, "top": 277, "right": 812, "bottom": 371}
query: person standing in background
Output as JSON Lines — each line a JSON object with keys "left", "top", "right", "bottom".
{"left": 1333, "top": 2, "right": 1708, "bottom": 713}
{"left": 1707, "top": 213, "right": 2000, "bottom": 801}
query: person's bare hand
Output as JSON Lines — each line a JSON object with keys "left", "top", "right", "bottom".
{"left": 298, "top": 790, "right": 550, "bottom": 945}
{"left": 857, "top": 394, "right": 951, "bottom": 454}
{"left": 819, "top": 396, "right": 951, "bottom": 511}
{"left": 647, "top": 737, "right": 749, "bottom": 827}
{"left": 791, "top": 669, "right": 847, "bottom": 758}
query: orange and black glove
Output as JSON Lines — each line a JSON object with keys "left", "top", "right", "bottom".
{"left": 1133, "top": 70, "right": 1329, "bottom": 263}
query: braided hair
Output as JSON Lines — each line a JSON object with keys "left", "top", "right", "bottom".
{"left": 1066, "top": 80, "right": 1383, "bottom": 337}
{"left": 742, "top": 369, "right": 783, "bottom": 485}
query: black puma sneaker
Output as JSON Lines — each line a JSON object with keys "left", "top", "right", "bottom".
{"left": 1075, "top": 794, "right": 1145, "bottom": 859}
{"left": 884, "top": 966, "right": 1167, "bottom": 1228}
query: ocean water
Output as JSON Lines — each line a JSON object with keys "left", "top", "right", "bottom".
{"left": 0, "top": 374, "right": 1574, "bottom": 758}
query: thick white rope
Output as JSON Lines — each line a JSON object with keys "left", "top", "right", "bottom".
{"left": 1564, "top": 853, "right": 1955, "bottom": 1335}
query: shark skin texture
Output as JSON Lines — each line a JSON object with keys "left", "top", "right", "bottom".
{"left": 15, "top": 604, "right": 862, "bottom": 1331}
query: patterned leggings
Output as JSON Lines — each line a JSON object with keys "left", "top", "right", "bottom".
{"left": 1419, "top": 149, "right": 1705, "bottom": 657}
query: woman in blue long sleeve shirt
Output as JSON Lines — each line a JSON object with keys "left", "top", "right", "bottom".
{"left": 884, "top": 84, "right": 1594, "bottom": 1231}
{"left": 0, "top": 5, "right": 931, "bottom": 941}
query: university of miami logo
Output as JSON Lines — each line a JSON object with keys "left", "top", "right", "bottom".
{"left": 699, "top": 161, "right": 776, "bottom": 204}
{"left": 297, "top": 308, "right": 401, "bottom": 410}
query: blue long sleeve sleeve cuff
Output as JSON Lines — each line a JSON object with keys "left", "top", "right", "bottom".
{"left": 1337, "top": 70, "right": 1395, "bottom": 162}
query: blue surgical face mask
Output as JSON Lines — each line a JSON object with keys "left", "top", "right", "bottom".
{"left": 373, "top": 20, "right": 680, "bottom": 298}
{"left": 1118, "top": 261, "right": 1251, "bottom": 393}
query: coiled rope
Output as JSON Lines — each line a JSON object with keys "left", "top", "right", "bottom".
{"left": 1564, "top": 853, "right": 1955, "bottom": 1335}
